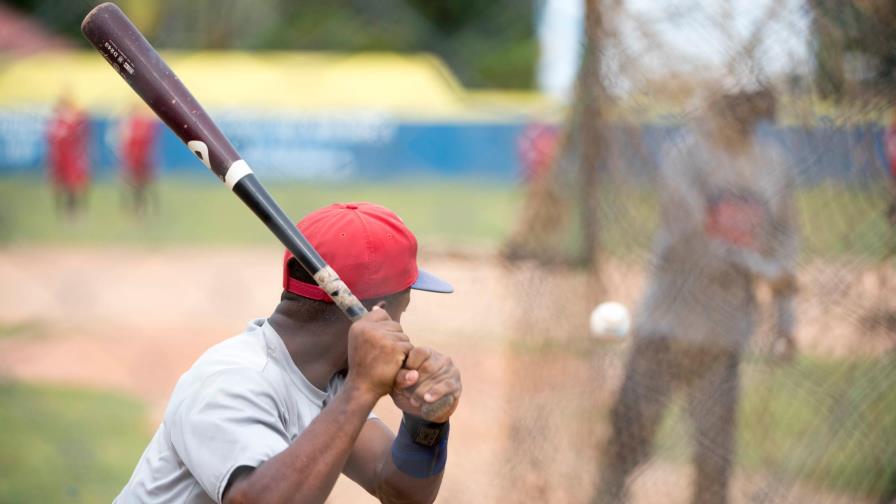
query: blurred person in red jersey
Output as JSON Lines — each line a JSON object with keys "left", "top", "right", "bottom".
{"left": 885, "top": 109, "right": 896, "bottom": 179}
{"left": 518, "top": 122, "right": 560, "bottom": 183}
{"left": 119, "top": 105, "right": 159, "bottom": 217}
{"left": 46, "top": 94, "right": 91, "bottom": 220}
{"left": 502, "top": 122, "right": 564, "bottom": 261}
{"left": 884, "top": 110, "right": 896, "bottom": 228}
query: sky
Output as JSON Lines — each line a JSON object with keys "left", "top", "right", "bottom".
{"left": 537, "top": 0, "right": 813, "bottom": 100}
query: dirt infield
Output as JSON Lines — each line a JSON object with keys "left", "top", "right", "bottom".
{"left": 0, "top": 246, "right": 889, "bottom": 503}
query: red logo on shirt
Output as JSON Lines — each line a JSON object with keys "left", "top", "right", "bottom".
{"left": 705, "top": 192, "right": 766, "bottom": 250}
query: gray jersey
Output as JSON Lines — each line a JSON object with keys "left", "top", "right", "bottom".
{"left": 634, "top": 125, "right": 798, "bottom": 350}
{"left": 115, "top": 319, "right": 372, "bottom": 504}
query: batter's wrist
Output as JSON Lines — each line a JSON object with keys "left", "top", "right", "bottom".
{"left": 390, "top": 413, "right": 450, "bottom": 478}
{"left": 342, "top": 376, "right": 382, "bottom": 409}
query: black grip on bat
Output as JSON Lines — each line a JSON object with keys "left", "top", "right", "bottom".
{"left": 232, "top": 175, "right": 368, "bottom": 321}
{"left": 81, "top": 2, "right": 238, "bottom": 181}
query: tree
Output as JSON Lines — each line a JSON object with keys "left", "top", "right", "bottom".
{"left": 809, "top": 0, "right": 896, "bottom": 100}
{"left": 502, "top": 0, "right": 607, "bottom": 268}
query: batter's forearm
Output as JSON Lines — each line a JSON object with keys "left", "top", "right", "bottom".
{"left": 223, "top": 384, "right": 379, "bottom": 504}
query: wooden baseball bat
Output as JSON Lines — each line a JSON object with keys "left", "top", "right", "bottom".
{"left": 81, "top": 2, "right": 453, "bottom": 421}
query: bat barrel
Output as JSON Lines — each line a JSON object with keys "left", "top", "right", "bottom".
{"left": 81, "top": 2, "right": 239, "bottom": 182}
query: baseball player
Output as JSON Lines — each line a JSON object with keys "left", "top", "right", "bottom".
{"left": 884, "top": 109, "right": 896, "bottom": 257}
{"left": 46, "top": 94, "right": 91, "bottom": 219}
{"left": 116, "top": 202, "right": 461, "bottom": 504}
{"left": 119, "top": 105, "right": 158, "bottom": 216}
{"left": 503, "top": 122, "right": 565, "bottom": 262}
{"left": 594, "top": 88, "right": 799, "bottom": 504}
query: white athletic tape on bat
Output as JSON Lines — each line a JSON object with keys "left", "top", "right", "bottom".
{"left": 187, "top": 140, "right": 211, "bottom": 170}
{"left": 313, "top": 266, "right": 363, "bottom": 313}
{"left": 224, "top": 160, "right": 254, "bottom": 189}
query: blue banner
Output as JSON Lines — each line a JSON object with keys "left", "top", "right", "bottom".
{"left": 0, "top": 109, "right": 890, "bottom": 185}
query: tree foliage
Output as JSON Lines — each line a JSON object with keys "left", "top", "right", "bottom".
{"left": 6, "top": 0, "right": 536, "bottom": 89}
{"left": 809, "top": 0, "right": 896, "bottom": 99}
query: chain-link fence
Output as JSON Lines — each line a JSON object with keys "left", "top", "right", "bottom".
{"left": 1, "top": 1, "right": 894, "bottom": 502}
{"left": 502, "top": 1, "right": 895, "bottom": 503}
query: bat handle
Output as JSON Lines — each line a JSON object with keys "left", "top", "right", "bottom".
{"left": 420, "top": 394, "right": 456, "bottom": 422}
{"left": 231, "top": 174, "right": 368, "bottom": 321}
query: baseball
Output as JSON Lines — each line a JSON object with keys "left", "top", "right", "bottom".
{"left": 589, "top": 302, "right": 631, "bottom": 339}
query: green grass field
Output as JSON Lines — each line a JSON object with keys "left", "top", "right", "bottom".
{"left": 0, "top": 320, "right": 46, "bottom": 340}
{"left": 0, "top": 382, "right": 150, "bottom": 503}
{"left": 657, "top": 355, "right": 896, "bottom": 498}
{"left": 0, "top": 177, "right": 520, "bottom": 248}
{"left": 738, "top": 356, "right": 896, "bottom": 498}
{"left": 1, "top": 177, "right": 890, "bottom": 259}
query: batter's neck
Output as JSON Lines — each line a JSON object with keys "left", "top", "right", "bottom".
{"left": 268, "top": 308, "right": 350, "bottom": 391}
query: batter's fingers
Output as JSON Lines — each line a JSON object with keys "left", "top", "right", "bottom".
{"left": 418, "top": 353, "right": 447, "bottom": 376}
{"left": 404, "top": 346, "right": 433, "bottom": 370}
{"left": 394, "top": 369, "right": 419, "bottom": 389}
{"left": 368, "top": 303, "right": 391, "bottom": 320}
{"left": 384, "top": 330, "right": 411, "bottom": 343}
{"left": 366, "top": 310, "right": 392, "bottom": 324}
{"left": 409, "top": 372, "right": 447, "bottom": 405}
{"left": 378, "top": 320, "right": 404, "bottom": 333}
{"left": 396, "top": 341, "right": 414, "bottom": 357}
{"left": 421, "top": 379, "right": 461, "bottom": 404}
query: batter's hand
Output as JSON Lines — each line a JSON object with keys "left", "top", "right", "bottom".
{"left": 345, "top": 305, "right": 413, "bottom": 400}
{"left": 391, "top": 347, "right": 461, "bottom": 423}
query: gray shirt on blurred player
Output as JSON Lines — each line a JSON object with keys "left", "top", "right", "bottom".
{"left": 634, "top": 123, "right": 798, "bottom": 350}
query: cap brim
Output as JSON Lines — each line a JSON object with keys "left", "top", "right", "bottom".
{"left": 411, "top": 268, "right": 453, "bottom": 294}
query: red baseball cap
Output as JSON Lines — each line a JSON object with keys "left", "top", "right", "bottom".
{"left": 283, "top": 202, "right": 453, "bottom": 301}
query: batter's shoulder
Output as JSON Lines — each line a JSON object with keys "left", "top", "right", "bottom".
{"left": 193, "top": 322, "right": 271, "bottom": 372}
{"left": 163, "top": 324, "right": 276, "bottom": 413}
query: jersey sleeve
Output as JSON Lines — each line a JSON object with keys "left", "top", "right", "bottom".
{"left": 167, "top": 367, "right": 290, "bottom": 503}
